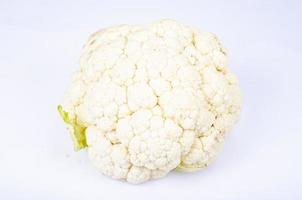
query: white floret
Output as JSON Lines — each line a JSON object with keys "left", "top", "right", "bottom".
{"left": 127, "top": 83, "right": 157, "bottom": 111}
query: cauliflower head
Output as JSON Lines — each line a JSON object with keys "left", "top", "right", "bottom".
{"left": 59, "top": 19, "right": 242, "bottom": 184}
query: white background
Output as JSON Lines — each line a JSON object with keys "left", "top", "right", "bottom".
{"left": 0, "top": 0, "right": 301, "bottom": 199}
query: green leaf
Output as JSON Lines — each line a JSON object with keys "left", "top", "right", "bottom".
{"left": 57, "top": 105, "right": 87, "bottom": 151}
{"left": 175, "top": 163, "right": 206, "bottom": 172}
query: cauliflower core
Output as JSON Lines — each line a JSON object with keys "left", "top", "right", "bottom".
{"left": 59, "top": 19, "right": 242, "bottom": 184}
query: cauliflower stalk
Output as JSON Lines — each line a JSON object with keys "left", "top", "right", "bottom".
{"left": 58, "top": 19, "right": 242, "bottom": 184}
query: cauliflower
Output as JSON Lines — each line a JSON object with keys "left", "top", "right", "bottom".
{"left": 58, "top": 19, "right": 242, "bottom": 184}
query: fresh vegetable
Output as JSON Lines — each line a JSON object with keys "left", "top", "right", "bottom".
{"left": 58, "top": 19, "right": 242, "bottom": 184}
